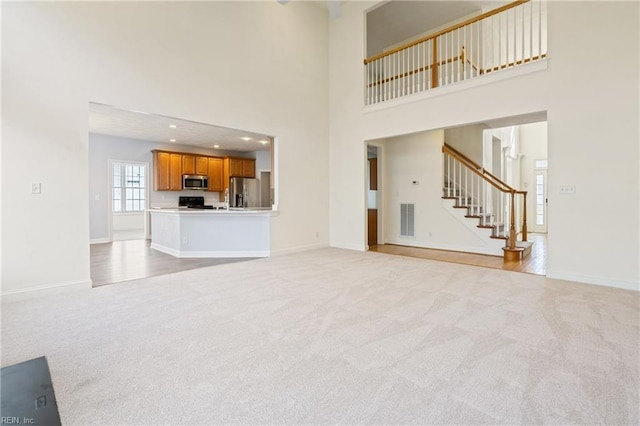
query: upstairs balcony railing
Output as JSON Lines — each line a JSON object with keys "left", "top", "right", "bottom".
{"left": 364, "top": 0, "right": 547, "bottom": 106}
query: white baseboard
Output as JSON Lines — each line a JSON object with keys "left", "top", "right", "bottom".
{"left": 90, "top": 238, "right": 111, "bottom": 244}
{"left": 546, "top": 271, "right": 639, "bottom": 292}
{"left": 150, "top": 243, "right": 268, "bottom": 258}
{"left": 271, "top": 242, "right": 329, "bottom": 257}
{"left": 1, "top": 279, "right": 93, "bottom": 303}
{"left": 330, "top": 242, "right": 367, "bottom": 252}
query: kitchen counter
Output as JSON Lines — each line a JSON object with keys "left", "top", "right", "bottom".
{"left": 149, "top": 208, "right": 277, "bottom": 258}
{"left": 150, "top": 207, "right": 276, "bottom": 214}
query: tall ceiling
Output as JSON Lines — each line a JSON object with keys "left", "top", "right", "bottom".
{"left": 89, "top": 103, "right": 272, "bottom": 152}
{"left": 366, "top": 0, "right": 509, "bottom": 58}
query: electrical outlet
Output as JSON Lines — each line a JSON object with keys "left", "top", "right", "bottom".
{"left": 182, "top": 237, "right": 189, "bottom": 244}
{"left": 31, "top": 183, "right": 42, "bottom": 194}
{"left": 35, "top": 395, "right": 46, "bottom": 409}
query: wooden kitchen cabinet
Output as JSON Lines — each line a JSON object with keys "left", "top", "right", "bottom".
{"left": 242, "top": 159, "right": 255, "bottom": 178}
{"left": 169, "top": 154, "right": 183, "bottom": 190}
{"left": 227, "top": 158, "right": 243, "bottom": 177}
{"left": 207, "top": 158, "right": 224, "bottom": 192}
{"left": 183, "top": 155, "right": 208, "bottom": 175}
{"left": 222, "top": 157, "right": 256, "bottom": 192}
{"left": 154, "top": 151, "right": 171, "bottom": 190}
{"left": 154, "top": 150, "right": 244, "bottom": 192}
{"left": 153, "top": 151, "right": 183, "bottom": 191}
{"left": 369, "top": 158, "right": 378, "bottom": 190}
{"left": 225, "top": 157, "right": 255, "bottom": 178}
{"left": 182, "top": 155, "right": 195, "bottom": 174}
{"left": 196, "top": 156, "right": 209, "bottom": 175}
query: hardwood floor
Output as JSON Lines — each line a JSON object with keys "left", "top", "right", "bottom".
{"left": 370, "top": 233, "right": 547, "bottom": 275}
{"left": 90, "top": 239, "right": 257, "bottom": 287}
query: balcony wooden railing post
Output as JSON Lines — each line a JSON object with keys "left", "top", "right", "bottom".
{"left": 432, "top": 39, "right": 438, "bottom": 89}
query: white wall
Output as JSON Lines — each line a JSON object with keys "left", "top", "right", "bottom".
{"left": 2, "top": 1, "right": 330, "bottom": 295}
{"left": 255, "top": 150, "right": 271, "bottom": 173}
{"left": 112, "top": 214, "right": 144, "bottom": 233}
{"left": 330, "top": 1, "right": 639, "bottom": 289}
{"left": 444, "top": 123, "right": 487, "bottom": 165}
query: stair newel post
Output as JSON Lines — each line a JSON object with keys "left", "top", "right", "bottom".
{"left": 509, "top": 190, "right": 517, "bottom": 249}
{"left": 521, "top": 191, "right": 528, "bottom": 242}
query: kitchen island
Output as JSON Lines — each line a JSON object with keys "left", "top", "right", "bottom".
{"left": 149, "top": 208, "right": 277, "bottom": 258}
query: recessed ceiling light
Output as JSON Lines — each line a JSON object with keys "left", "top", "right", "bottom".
{"left": 213, "top": 144, "right": 220, "bottom": 148}
{"left": 170, "top": 139, "right": 176, "bottom": 142}
{"left": 241, "top": 137, "right": 252, "bottom": 141}
{"left": 169, "top": 124, "right": 177, "bottom": 129}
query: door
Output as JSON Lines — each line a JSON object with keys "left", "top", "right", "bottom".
{"left": 534, "top": 168, "right": 548, "bottom": 233}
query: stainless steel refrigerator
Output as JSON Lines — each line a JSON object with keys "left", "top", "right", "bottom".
{"left": 229, "top": 177, "right": 260, "bottom": 208}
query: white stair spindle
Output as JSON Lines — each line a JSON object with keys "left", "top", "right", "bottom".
{"left": 458, "top": 157, "right": 462, "bottom": 204}
{"left": 413, "top": 44, "right": 417, "bottom": 93}
{"left": 539, "top": 0, "right": 542, "bottom": 59}
{"left": 513, "top": 7, "right": 517, "bottom": 66}
{"left": 448, "top": 156, "right": 451, "bottom": 197}
{"left": 521, "top": 3, "right": 525, "bottom": 64}
{"left": 376, "top": 59, "right": 380, "bottom": 103}
{"left": 369, "top": 62, "right": 372, "bottom": 105}
{"left": 465, "top": 167, "right": 468, "bottom": 205}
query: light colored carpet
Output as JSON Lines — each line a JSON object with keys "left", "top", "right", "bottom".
{"left": 1, "top": 248, "right": 638, "bottom": 425}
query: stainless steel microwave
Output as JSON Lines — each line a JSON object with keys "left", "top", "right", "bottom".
{"left": 183, "top": 174, "right": 208, "bottom": 190}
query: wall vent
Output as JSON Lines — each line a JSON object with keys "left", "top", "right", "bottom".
{"left": 400, "top": 203, "right": 415, "bottom": 237}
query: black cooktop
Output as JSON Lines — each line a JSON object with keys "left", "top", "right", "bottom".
{"left": 179, "top": 196, "right": 204, "bottom": 207}
{"left": 178, "top": 196, "right": 218, "bottom": 209}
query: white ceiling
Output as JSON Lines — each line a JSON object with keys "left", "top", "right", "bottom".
{"left": 367, "top": 0, "right": 509, "bottom": 58}
{"left": 89, "top": 103, "right": 272, "bottom": 152}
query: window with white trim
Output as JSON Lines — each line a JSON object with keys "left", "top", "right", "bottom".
{"left": 112, "top": 163, "right": 145, "bottom": 212}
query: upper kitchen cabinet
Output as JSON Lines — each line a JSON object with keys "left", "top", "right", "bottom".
{"left": 183, "top": 155, "right": 209, "bottom": 176}
{"left": 196, "top": 156, "right": 209, "bottom": 175}
{"left": 207, "top": 158, "right": 224, "bottom": 192}
{"left": 153, "top": 150, "right": 183, "bottom": 191}
{"left": 182, "top": 155, "right": 195, "bottom": 174}
{"left": 223, "top": 157, "right": 255, "bottom": 191}
{"left": 225, "top": 157, "right": 255, "bottom": 178}
{"left": 182, "top": 154, "right": 209, "bottom": 176}
{"left": 242, "top": 159, "right": 255, "bottom": 178}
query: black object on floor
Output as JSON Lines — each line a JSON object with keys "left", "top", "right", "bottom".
{"left": 1, "top": 356, "right": 61, "bottom": 426}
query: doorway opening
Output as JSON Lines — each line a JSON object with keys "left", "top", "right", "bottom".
{"left": 367, "top": 115, "right": 548, "bottom": 276}
{"left": 109, "top": 160, "right": 149, "bottom": 241}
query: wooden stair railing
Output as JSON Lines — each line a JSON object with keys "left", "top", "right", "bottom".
{"left": 442, "top": 143, "right": 529, "bottom": 259}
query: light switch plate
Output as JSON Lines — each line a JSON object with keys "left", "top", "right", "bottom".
{"left": 559, "top": 184, "right": 576, "bottom": 195}
{"left": 31, "top": 183, "right": 42, "bottom": 194}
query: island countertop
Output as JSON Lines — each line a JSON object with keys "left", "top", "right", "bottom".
{"left": 149, "top": 207, "right": 278, "bottom": 215}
